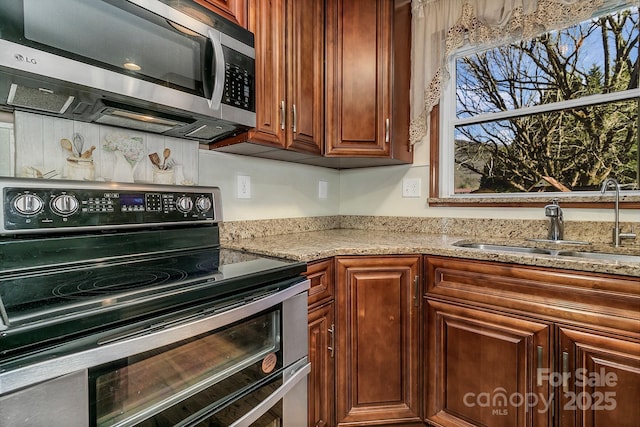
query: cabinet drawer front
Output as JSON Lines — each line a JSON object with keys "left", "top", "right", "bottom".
{"left": 425, "top": 256, "right": 640, "bottom": 339}
{"left": 305, "top": 258, "right": 335, "bottom": 307}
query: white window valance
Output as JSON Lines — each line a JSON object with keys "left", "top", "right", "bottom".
{"left": 409, "top": 0, "right": 639, "bottom": 147}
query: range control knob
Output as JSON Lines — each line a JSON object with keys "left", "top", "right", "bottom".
{"left": 51, "top": 194, "right": 79, "bottom": 216}
{"left": 12, "top": 194, "right": 44, "bottom": 216}
{"left": 176, "top": 196, "right": 194, "bottom": 213}
{"left": 196, "top": 196, "right": 212, "bottom": 213}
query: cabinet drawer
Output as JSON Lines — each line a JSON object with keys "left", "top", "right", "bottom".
{"left": 424, "top": 256, "right": 640, "bottom": 339}
{"left": 305, "top": 258, "right": 335, "bottom": 307}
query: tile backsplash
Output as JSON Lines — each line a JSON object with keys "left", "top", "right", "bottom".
{"left": 11, "top": 111, "right": 199, "bottom": 185}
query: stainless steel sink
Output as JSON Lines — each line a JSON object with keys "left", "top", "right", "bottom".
{"left": 556, "top": 251, "right": 640, "bottom": 263}
{"left": 453, "top": 242, "right": 553, "bottom": 255}
{"left": 453, "top": 241, "right": 640, "bottom": 263}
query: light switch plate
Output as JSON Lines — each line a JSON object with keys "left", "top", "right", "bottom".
{"left": 318, "top": 180, "right": 328, "bottom": 199}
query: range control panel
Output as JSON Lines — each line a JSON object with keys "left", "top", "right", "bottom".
{"left": 1, "top": 178, "right": 221, "bottom": 234}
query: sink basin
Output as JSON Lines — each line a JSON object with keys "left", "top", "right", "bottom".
{"left": 556, "top": 251, "right": 640, "bottom": 263}
{"left": 453, "top": 242, "right": 553, "bottom": 255}
{"left": 454, "top": 241, "right": 640, "bottom": 263}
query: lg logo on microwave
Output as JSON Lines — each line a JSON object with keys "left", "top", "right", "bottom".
{"left": 14, "top": 53, "right": 37, "bottom": 65}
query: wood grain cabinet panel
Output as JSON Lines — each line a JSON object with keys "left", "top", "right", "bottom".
{"left": 305, "top": 260, "right": 336, "bottom": 427}
{"left": 194, "top": 0, "right": 247, "bottom": 27}
{"left": 325, "top": 0, "right": 412, "bottom": 163}
{"left": 424, "top": 255, "right": 640, "bottom": 427}
{"left": 306, "top": 258, "right": 335, "bottom": 308}
{"left": 308, "top": 302, "right": 335, "bottom": 427}
{"left": 425, "top": 300, "right": 552, "bottom": 427}
{"left": 557, "top": 327, "right": 640, "bottom": 427}
{"left": 336, "top": 256, "right": 422, "bottom": 426}
{"left": 248, "top": 0, "right": 324, "bottom": 155}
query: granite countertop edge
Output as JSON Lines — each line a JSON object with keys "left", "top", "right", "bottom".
{"left": 222, "top": 229, "right": 640, "bottom": 278}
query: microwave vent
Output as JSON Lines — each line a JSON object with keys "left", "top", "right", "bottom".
{"left": 94, "top": 107, "right": 190, "bottom": 133}
{"left": 7, "top": 83, "right": 75, "bottom": 114}
{"left": 185, "top": 122, "right": 236, "bottom": 140}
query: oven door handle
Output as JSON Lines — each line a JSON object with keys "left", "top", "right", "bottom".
{"left": 229, "top": 358, "right": 311, "bottom": 427}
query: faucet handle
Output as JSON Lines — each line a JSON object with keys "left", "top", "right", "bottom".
{"left": 544, "top": 198, "right": 561, "bottom": 218}
{"left": 620, "top": 225, "right": 637, "bottom": 241}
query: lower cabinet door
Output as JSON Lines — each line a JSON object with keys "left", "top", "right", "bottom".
{"left": 557, "top": 327, "right": 640, "bottom": 427}
{"left": 308, "top": 302, "right": 335, "bottom": 427}
{"left": 425, "top": 299, "right": 552, "bottom": 427}
{"left": 336, "top": 256, "right": 422, "bottom": 426}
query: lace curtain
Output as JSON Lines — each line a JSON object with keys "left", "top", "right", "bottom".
{"left": 409, "top": 0, "right": 637, "bottom": 147}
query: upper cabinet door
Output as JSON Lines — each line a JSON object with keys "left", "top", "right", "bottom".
{"left": 194, "top": 0, "right": 248, "bottom": 28}
{"left": 285, "top": 0, "right": 324, "bottom": 154}
{"left": 325, "top": 0, "right": 392, "bottom": 157}
{"left": 248, "top": 0, "right": 323, "bottom": 154}
{"left": 325, "top": 0, "right": 413, "bottom": 162}
{"left": 248, "top": 0, "right": 287, "bottom": 148}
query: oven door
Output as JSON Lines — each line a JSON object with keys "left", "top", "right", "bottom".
{"left": 0, "top": 280, "right": 309, "bottom": 427}
{"left": 90, "top": 308, "right": 309, "bottom": 427}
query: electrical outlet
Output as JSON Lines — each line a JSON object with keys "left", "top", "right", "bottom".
{"left": 318, "top": 180, "right": 328, "bottom": 199}
{"left": 237, "top": 175, "right": 251, "bottom": 199}
{"left": 402, "top": 178, "right": 421, "bottom": 198}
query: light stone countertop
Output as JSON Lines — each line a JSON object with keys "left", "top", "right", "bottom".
{"left": 223, "top": 229, "right": 640, "bottom": 278}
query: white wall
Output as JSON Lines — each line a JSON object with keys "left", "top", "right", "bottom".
{"left": 339, "top": 138, "right": 640, "bottom": 223}
{"left": 199, "top": 150, "right": 340, "bottom": 221}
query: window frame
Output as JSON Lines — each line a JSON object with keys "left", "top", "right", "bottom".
{"left": 430, "top": 10, "right": 640, "bottom": 209}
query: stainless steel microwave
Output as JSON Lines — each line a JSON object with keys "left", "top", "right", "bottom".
{"left": 0, "top": 0, "right": 255, "bottom": 143}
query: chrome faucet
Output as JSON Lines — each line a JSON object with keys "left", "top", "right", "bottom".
{"left": 600, "top": 178, "right": 636, "bottom": 247}
{"left": 544, "top": 198, "right": 564, "bottom": 241}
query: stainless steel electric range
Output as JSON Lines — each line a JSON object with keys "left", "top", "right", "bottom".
{"left": 0, "top": 177, "right": 309, "bottom": 427}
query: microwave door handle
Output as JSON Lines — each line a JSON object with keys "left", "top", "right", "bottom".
{"left": 202, "top": 34, "right": 214, "bottom": 101}
{"left": 228, "top": 361, "right": 311, "bottom": 427}
{"left": 207, "top": 29, "right": 225, "bottom": 110}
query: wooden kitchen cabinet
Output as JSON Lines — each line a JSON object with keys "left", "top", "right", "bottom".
{"left": 247, "top": 0, "right": 324, "bottom": 155}
{"left": 335, "top": 256, "right": 422, "bottom": 426}
{"left": 193, "top": 0, "right": 247, "bottom": 27}
{"left": 425, "top": 300, "right": 552, "bottom": 427}
{"left": 308, "top": 302, "right": 335, "bottom": 427}
{"left": 213, "top": 0, "right": 413, "bottom": 168}
{"left": 557, "top": 327, "right": 640, "bottom": 427}
{"left": 306, "top": 259, "right": 336, "bottom": 427}
{"left": 325, "top": 0, "right": 412, "bottom": 164}
{"left": 424, "top": 256, "right": 640, "bottom": 427}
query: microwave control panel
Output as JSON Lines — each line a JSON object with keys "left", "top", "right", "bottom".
{"left": 1, "top": 178, "right": 220, "bottom": 234}
{"left": 222, "top": 46, "right": 254, "bottom": 112}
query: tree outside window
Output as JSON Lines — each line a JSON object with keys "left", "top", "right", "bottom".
{"left": 450, "top": 6, "right": 639, "bottom": 195}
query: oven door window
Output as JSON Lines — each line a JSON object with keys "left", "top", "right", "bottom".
{"left": 90, "top": 310, "right": 281, "bottom": 427}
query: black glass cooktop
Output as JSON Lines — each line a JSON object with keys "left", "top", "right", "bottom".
{"left": 0, "top": 227, "right": 305, "bottom": 357}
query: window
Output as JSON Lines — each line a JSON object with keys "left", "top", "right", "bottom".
{"left": 441, "top": 6, "right": 639, "bottom": 197}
